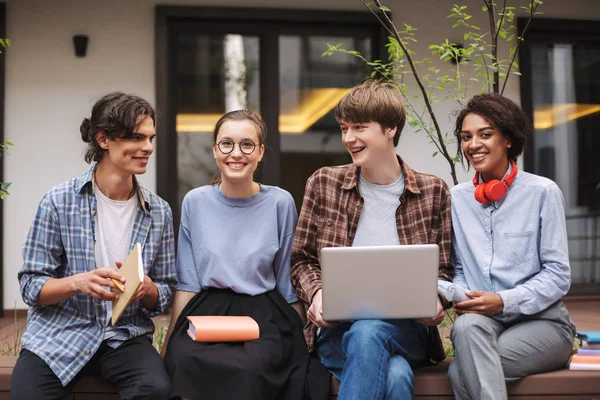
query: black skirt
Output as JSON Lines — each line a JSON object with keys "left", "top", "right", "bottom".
{"left": 164, "top": 288, "right": 310, "bottom": 400}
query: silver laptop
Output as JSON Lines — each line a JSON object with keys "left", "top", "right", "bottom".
{"left": 321, "top": 244, "right": 439, "bottom": 321}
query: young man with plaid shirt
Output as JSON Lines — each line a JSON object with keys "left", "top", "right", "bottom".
{"left": 11, "top": 93, "right": 177, "bottom": 400}
{"left": 291, "top": 80, "right": 453, "bottom": 399}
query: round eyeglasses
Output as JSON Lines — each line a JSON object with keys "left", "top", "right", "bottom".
{"left": 217, "top": 140, "right": 257, "bottom": 155}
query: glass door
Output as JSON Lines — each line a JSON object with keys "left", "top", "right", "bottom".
{"left": 279, "top": 34, "right": 373, "bottom": 210}
{"left": 520, "top": 20, "right": 600, "bottom": 294}
{"left": 156, "top": 10, "right": 383, "bottom": 223}
{"left": 174, "top": 32, "right": 260, "bottom": 207}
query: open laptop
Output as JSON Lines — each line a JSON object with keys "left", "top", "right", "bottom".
{"left": 321, "top": 244, "right": 439, "bottom": 321}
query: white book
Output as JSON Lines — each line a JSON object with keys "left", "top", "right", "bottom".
{"left": 569, "top": 363, "right": 600, "bottom": 371}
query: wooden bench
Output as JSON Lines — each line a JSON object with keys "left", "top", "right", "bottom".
{"left": 2, "top": 355, "right": 600, "bottom": 399}
{"left": 330, "top": 360, "right": 600, "bottom": 399}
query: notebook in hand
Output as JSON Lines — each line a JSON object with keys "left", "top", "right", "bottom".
{"left": 186, "top": 316, "right": 260, "bottom": 342}
{"left": 111, "top": 243, "right": 144, "bottom": 325}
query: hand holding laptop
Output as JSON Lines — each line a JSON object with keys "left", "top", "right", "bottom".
{"left": 307, "top": 289, "right": 336, "bottom": 328}
{"left": 415, "top": 297, "right": 444, "bottom": 326}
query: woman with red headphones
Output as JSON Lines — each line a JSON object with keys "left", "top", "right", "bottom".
{"left": 447, "top": 93, "right": 575, "bottom": 400}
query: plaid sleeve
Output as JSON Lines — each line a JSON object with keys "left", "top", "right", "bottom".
{"left": 437, "top": 181, "right": 454, "bottom": 283}
{"left": 291, "top": 174, "right": 323, "bottom": 305}
{"left": 147, "top": 204, "right": 177, "bottom": 316}
{"left": 19, "top": 194, "right": 63, "bottom": 307}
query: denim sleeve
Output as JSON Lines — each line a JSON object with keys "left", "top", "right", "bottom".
{"left": 175, "top": 195, "right": 202, "bottom": 293}
{"left": 498, "top": 184, "right": 571, "bottom": 315}
{"left": 19, "top": 194, "right": 62, "bottom": 307}
{"left": 273, "top": 195, "right": 299, "bottom": 303}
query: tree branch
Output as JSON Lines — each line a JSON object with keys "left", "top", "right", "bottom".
{"left": 500, "top": 0, "right": 538, "bottom": 95}
{"left": 493, "top": 0, "right": 508, "bottom": 45}
{"left": 366, "top": 0, "right": 458, "bottom": 184}
{"left": 485, "top": 0, "right": 499, "bottom": 93}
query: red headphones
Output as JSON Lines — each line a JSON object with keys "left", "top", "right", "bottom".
{"left": 472, "top": 160, "right": 518, "bottom": 204}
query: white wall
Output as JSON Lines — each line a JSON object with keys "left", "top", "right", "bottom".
{"left": 3, "top": 0, "right": 600, "bottom": 309}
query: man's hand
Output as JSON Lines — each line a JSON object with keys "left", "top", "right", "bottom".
{"left": 307, "top": 289, "right": 336, "bottom": 328}
{"left": 454, "top": 291, "right": 504, "bottom": 316}
{"left": 129, "top": 276, "right": 157, "bottom": 304}
{"left": 71, "top": 268, "right": 125, "bottom": 301}
{"left": 115, "top": 261, "right": 157, "bottom": 305}
{"left": 416, "top": 296, "right": 444, "bottom": 326}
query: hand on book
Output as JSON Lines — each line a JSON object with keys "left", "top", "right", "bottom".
{"left": 130, "top": 276, "right": 157, "bottom": 304}
{"left": 115, "top": 260, "right": 156, "bottom": 305}
{"left": 72, "top": 267, "right": 125, "bottom": 301}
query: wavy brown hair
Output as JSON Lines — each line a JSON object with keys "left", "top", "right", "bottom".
{"left": 80, "top": 92, "right": 155, "bottom": 163}
{"left": 334, "top": 79, "right": 406, "bottom": 146}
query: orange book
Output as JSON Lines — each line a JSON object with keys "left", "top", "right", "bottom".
{"left": 571, "top": 354, "right": 600, "bottom": 364}
{"left": 186, "top": 316, "right": 260, "bottom": 342}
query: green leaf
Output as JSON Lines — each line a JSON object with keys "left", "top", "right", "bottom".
{"left": 379, "top": 5, "right": 391, "bottom": 12}
{"left": 499, "top": 30, "right": 507, "bottom": 39}
{"left": 432, "top": 151, "right": 439, "bottom": 157}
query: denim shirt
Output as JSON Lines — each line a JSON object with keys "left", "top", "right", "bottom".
{"left": 18, "top": 165, "right": 177, "bottom": 385}
{"left": 450, "top": 168, "right": 571, "bottom": 318}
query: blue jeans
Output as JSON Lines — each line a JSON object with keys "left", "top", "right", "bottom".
{"left": 316, "top": 319, "right": 429, "bottom": 400}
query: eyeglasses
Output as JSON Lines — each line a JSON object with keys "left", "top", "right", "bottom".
{"left": 216, "top": 140, "right": 258, "bottom": 155}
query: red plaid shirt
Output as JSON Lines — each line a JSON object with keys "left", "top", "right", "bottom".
{"left": 290, "top": 157, "right": 453, "bottom": 363}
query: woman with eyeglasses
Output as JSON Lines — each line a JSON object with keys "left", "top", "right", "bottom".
{"left": 163, "top": 110, "right": 310, "bottom": 399}
{"left": 448, "top": 93, "right": 575, "bottom": 400}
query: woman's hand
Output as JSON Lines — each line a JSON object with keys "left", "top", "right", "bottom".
{"left": 454, "top": 291, "right": 504, "bottom": 316}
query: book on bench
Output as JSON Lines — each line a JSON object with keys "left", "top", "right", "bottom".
{"left": 577, "top": 331, "right": 600, "bottom": 348}
{"left": 569, "top": 354, "right": 600, "bottom": 371}
{"left": 186, "top": 316, "right": 260, "bottom": 342}
{"left": 578, "top": 348, "right": 600, "bottom": 356}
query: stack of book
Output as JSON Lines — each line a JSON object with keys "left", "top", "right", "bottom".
{"left": 570, "top": 331, "right": 600, "bottom": 371}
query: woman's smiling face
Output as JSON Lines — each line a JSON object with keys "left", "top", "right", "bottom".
{"left": 460, "top": 113, "right": 511, "bottom": 182}
{"left": 212, "top": 119, "right": 264, "bottom": 186}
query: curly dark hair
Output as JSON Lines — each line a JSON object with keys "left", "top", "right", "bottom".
{"left": 454, "top": 93, "right": 531, "bottom": 166}
{"left": 80, "top": 92, "right": 155, "bottom": 163}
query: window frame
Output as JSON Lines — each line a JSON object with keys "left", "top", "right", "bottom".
{"left": 0, "top": 2, "right": 6, "bottom": 317}
{"left": 519, "top": 17, "right": 600, "bottom": 296}
{"left": 155, "top": 6, "right": 386, "bottom": 225}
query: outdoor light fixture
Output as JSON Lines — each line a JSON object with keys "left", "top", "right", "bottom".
{"left": 73, "top": 35, "right": 89, "bottom": 57}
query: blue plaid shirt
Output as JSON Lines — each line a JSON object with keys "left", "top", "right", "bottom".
{"left": 18, "top": 165, "right": 177, "bottom": 385}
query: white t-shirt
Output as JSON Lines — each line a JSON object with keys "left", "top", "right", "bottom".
{"left": 353, "top": 173, "right": 405, "bottom": 247}
{"left": 93, "top": 182, "right": 137, "bottom": 328}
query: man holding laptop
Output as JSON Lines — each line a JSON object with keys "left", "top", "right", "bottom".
{"left": 291, "top": 80, "right": 453, "bottom": 399}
